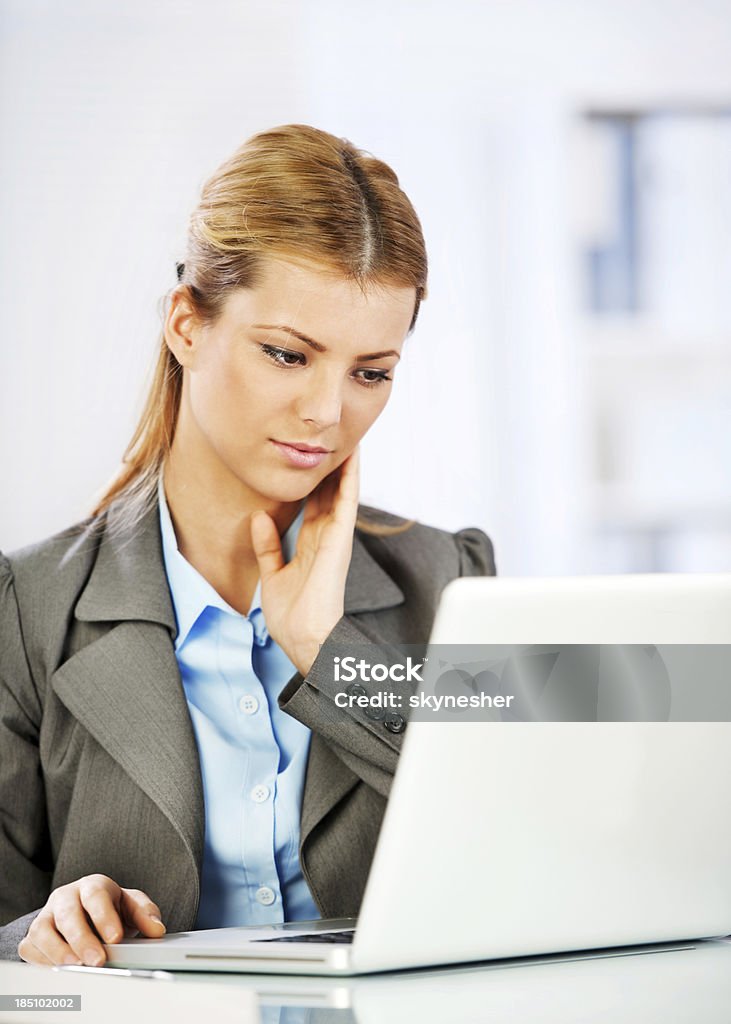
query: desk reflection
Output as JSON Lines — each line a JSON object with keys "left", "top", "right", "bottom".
{"left": 184, "top": 939, "right": 731, "bottom": 1023}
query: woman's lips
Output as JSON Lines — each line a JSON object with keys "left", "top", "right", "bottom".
{"left": 271, "top": 440, "right": 331, "bottom": 468}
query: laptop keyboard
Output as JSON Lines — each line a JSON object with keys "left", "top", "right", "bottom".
{"left": 253, "top": 930, "right": 355, "bottom": 944}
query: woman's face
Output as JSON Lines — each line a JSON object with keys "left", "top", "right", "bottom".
{"left": 167, "top": 258, "right": 416, "bottom": 509}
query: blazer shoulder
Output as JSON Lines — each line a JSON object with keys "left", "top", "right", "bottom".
{"left": 1, "top": 516, "right": 105, "bottom": 670}
{"left": 2, "top": 515, "right": 102, "bottom": 592}
{"left": 355, "top": 504, "right": 497, "bottom": 580}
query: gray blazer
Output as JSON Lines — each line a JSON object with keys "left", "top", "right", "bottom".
{"left": 0, "top": 496, "right": 495, "bottom": 960}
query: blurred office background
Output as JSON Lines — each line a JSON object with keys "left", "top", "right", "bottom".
{"left": 1, "top": 0, "right": 730, "bottom": 574}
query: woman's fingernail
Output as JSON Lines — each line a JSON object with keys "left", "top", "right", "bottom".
{"left": 84, "top": 950, "right": 104, "bottom": 967}
{"left": 63, "top": 955, "right": 82, "bottom": 966}
{"left": 149, "top": 915, "right": 163, "bottom": 924}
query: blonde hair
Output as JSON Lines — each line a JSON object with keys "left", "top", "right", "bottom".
{"left": 92, "top": 124, "right": 427, "bottom": 536}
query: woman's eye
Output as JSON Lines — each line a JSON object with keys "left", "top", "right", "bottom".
{"left": 354, "top": 368, "right": 393, "bottom": 388}
{"left": 261, "top": 345, "right": 391, "bottom": 387}
{"left": 262, "top": 344, "right": 305, "bottom": 367}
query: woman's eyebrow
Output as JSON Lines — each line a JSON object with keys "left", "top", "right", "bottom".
{"left": 252, "top": 323, "right": 400, "bottom": 362}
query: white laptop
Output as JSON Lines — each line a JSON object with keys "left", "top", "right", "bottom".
{"left": 105, "top": 573, "right": 731, "bottom": 975}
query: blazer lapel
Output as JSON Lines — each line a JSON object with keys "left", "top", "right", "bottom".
{"left": 343, "top": 531, "right": 404, "bottom": 614}
{"left": 300, "top": 734, "right": 359, "bottom": 843}
{"left": 51, "top": 498, "right": 205, "bottom": 886}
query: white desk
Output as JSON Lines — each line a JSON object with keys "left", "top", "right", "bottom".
{"left": 2, "top": 940, "right": 731, "bottom": 1023}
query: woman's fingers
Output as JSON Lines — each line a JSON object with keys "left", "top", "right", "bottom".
{"left": 17, "top": 875, "right": 166, "bottom": 967}
{"left": 19, "top": 912, "right": 79, "bottom": 967}
{"left": 24, "top": 896, "right": 105, "bottom": 967}
{"left": 307, "top": 447, "right": 360, "bottom": 525}
{"left": 18, "top": 938, "right": 55, "bottom": 966}
{"left": 302, "top": 480, "right": 324, "bottom": 523}
{"left": 119, "top": 888, "right": 166, "bottom": 938}
{"left": 250, "top": 510, "right": 285, "bottom": 580}
{"left": 78, "top": 878, "right": 127, "bottom": 946}
{"left": 256, "top": 446, "right": 361, "bottom": 677}
{"left": 334, "top": 446, "right": 360, "bottom": 523}
{"left": 18, "top": 935, "right": 55, "bottom": 966}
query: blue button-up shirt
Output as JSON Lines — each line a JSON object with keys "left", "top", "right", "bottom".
{"left": 157, "top": 474, "right": 320, "bottom": 928}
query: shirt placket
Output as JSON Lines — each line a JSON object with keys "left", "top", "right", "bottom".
{"left": 216, "top": 609, "right": 284, "bottom": 924}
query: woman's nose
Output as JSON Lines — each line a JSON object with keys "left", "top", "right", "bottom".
{"left": 296, "top": 371, "right": 343, "bottom": 430}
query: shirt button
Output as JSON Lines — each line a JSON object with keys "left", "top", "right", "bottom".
{"left": 384, "top": 712, "right": 406, "bottom": 734}
{"left": 239, "top": 694, "right": 259, "bottom": 715}
{"left": 255, "top": 886, "right": 276, "bottom": 906}
{"left": 250, "top": 784, "right": 270, "bottom": 803}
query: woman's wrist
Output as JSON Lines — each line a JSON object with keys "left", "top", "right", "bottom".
{"left": 291, "top": 641, "right": 324, "bottom": 678}
{"left": 290, "top": 626, "right": 339, "bottom": 678}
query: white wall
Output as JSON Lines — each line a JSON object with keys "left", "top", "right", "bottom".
{"left": 2, "top": 0, "right": 730, "bottom": 573}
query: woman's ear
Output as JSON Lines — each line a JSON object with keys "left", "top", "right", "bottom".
{"left": 164, "top": 286, "right": 203, "bottom": 368}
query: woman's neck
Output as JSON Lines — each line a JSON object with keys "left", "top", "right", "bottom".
{"left": 161, "top": 437, "right": 301, "bottom": 615}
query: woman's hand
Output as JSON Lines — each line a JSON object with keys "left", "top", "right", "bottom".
{"left": 251, "top": 446, "right": 360, "bottom": 677}
{"left": 18, "top": 874, "right": 166, "bottom": 967}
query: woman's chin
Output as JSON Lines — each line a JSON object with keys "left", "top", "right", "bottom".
{"left": 256, "top": 472, "right": 324, "bottom": 506}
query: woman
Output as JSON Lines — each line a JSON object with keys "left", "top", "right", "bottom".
{"left": 0, "top": 124, "right": 496, "bottom": 965}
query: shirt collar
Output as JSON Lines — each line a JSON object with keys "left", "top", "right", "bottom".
{"left": 157, "top": 471, "right": 304, "bottom": 652}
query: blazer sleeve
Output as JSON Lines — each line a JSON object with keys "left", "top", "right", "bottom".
{"left": 0, "top": 553, "right": 52, "bottom": 960}
{"left": 279, "top": 525, "right": 497, "bottom": 798}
